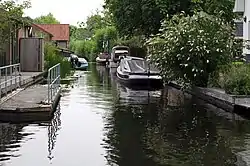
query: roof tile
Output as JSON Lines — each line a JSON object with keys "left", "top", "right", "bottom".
{"left": 35, "top": 24, "right": 69, "bottom": 41}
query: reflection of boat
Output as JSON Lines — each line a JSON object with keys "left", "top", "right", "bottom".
{"left": 117, "top": 83, "right": 161, "bottom": 104}
{"left": 96, "top": 53, "right": 110, "bottom": 65}
{"left": 116, "top": 56, "right": 163, "bottom": 89}
{"left": 70, "top": 54, "right": 88, "bottom": 70}
{"left": 108, "top": 46, "right": 130, "bottom": 68}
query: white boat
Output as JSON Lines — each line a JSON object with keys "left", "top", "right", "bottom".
{"left": 107, "top": 46, "right": 130, "bottom": 68}
{"left": 116, "top": 56, "right": 163, "bottom": 89}
{"left": 70, "top": 54, "right": 88, "bottom": 70}
{"left": 96, "top": 53, "right": 110, "bottom": 65}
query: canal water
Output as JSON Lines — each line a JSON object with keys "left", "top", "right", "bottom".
{"left": 0, "top": 64, "right": 250, "bottom": 166}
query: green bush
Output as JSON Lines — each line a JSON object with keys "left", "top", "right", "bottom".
{"left": 70, "top": 40, "right": 97, "bottom": 61}
{"left": 146, "top": 12, "right": 235, "bottom": 87}
{"left": 224, "top": 64, "right": 250, "bottom": 95}
{"left": 114, "top": 36, "right": 147, "bottom": 58}
{"left": 70, "top": 26, "right": 118, "bottom": 62}
{"left": 44, "top": 43, "right": 71, "bottom": 78}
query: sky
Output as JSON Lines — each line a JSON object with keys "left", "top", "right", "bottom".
{"left": 23, "top": 0, "right": 104, "bottom": 26}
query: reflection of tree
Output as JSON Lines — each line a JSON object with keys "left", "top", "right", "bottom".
{"left": 103, "top": 102, "right": 160, "bottom": 166}
{"left": 47, "top": 103, "right": 61, "bottom": 161}
{"left": 144, "top": 97, "right": 239, "bottom": 166}
{"left": 0, "top": 123, "right": 28, "bottom": 161}
{"left": 86, "top": 64, "right": 111, "bottom": 89}
{"left": 103, "top": 85, "right": 250, "bottom": 166}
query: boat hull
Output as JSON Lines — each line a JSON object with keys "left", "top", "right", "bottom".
{"left": 116, "top": 72, "right": 163, "bottom": 90}
{"left": 96, "top": 57, "right": 108, "bottom": 66}
{"left": 74, "top": 63, "right": 88, "bottom": 70}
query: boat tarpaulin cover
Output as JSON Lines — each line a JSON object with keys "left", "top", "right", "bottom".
{"left": 127, "top": 59, "right": 159, "bottom": 73}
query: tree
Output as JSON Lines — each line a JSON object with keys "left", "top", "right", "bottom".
{"left": 34, "top": 12, "right": 60, "bottom": 24}
{"left": 192, "top": 0, "right": 235, "bottom": 23}
{"left": 93, "top": 26, "right": 117, "bottom": 53}
{"left": 155, "top": 0, "right": 194, "bottom": 17}
{"left": 104, "top": 0, "right": 163, "bottom": 37}
{"left": 104, "top": 0, "right": 235, "bottom": 38}
{"left": 147, "top": 12, "right": 234, "bottom": 87}
{"left": 0, "top": 0, "right": 31, "bottom": 50}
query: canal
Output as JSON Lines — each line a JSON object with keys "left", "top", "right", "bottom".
{"left": 0, "top": 64, "right": 250, "bottom": 166}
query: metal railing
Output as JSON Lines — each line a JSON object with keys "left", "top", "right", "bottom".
{"left": 0, "top": 63, "right": 21, "bottom": 99}
{"left": 47, "top": 63, "right": 61, "bottom": 104}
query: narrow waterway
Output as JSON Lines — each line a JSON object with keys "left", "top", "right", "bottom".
{"left": 0, "top": 64, "right": 250, "bottom": 166}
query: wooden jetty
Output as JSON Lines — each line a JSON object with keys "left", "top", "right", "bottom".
{"left": 0, "top": 63, "right": 61, "bottom": 122}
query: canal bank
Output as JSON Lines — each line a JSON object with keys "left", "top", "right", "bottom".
{"left": 168, "top": 81, "right": 250, "bottom": 119}
{"left": 0, "top": 64, "right": 249, "bottom": 166}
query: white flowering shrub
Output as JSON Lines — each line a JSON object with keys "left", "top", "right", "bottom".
{"left": 146, "top": 12, "right": 234, "bottom": 87}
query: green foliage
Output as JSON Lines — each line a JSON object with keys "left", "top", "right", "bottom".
{"left": 232, "top": 39, "right": 243, "bottom": 60}
{"left": 224, "top": 64, "right": 250, "bottom": 95}
{"left": 34, "top": 13, "right": 60, "bottom": 24}
{"left": 192, "top": 0, "right": 236, "bottom": 23}
{"left": 147, "top": 12, "right": 234, "bottom": 87}
{"left": 155, "top": 0, "right": 194, "bottom": 17}
{"left": 69, "top": 12, "right": 118, "bottom": 61}
{"left": 94, "top": 26, "right": 117, "bottom": 53}
{"left": 104, "top": 0, "right": 235, "bottom": 37}
{"left": 70, "top": 25, "right": 118, "bottom": 61}
{"left": 115, "top": 36, "right": 147, "bottom": 58}
{"left": 0, "top": 0, "right": 31, "bottom": 50}
{"left": 70, "top": 40, "right": 97, "bottom": 61}
{"left": 104, "top": 0, "right": 163, "bottom": 37}
{"left": 44, "top": 43, "right": 71, "bottom": 78}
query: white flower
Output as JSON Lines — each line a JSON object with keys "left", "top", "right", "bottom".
{"left": 206, "top": 60, "right": 209, "bottom": 63}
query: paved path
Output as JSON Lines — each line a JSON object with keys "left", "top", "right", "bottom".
{"left": 0, "top": 85, "right": 49, "bottom": 111}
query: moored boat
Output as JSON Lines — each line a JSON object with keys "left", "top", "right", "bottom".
{"left": 96, "top": 52, "right": 110, "bottom": 65}
{"left": 74, "top": 57, "right": 88, "bottom": 70}
{"left": 69, "top": 54, "right": 88, "bottom": 70}
{"left": 116, "top": 56, "right": 163, "bottom": 89}
{"left": 107, "top": 45, "right": 130, "bottom": 68}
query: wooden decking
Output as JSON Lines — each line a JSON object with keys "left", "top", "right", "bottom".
{"left": 0, "top": 84, "right": 61, "bottom": 122}
{"left": 0, "top": 71, "right": 61, "bottom": 122}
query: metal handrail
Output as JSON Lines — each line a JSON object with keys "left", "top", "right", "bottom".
{"left": 47, "top": 63, "right": 60, "bottom": 104}
{"left": 0, "top": 63, "right": 21, "bottom": 99}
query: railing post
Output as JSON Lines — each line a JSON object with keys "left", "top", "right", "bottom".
{"left": 50, "top": 71, "right": 52, "bottom": 103}
{"left": 48, "top": 71, "right": 50, "bottom": 103}
{"left": 10, "top": 66, "right": 12, "bottom": 93}
{"left": 18, "top": 64, "right": 21, "bottom": 87}
{"left": 0, "top": 69, "right": 1, "bottom": 99}
{"left": 5, "top": 68, "right": 7, "bottom": 96}
{"left": 47, "top": 63, "right": 61, "bottom": 104}
{"left": 14, "top": 65, "right": 17, "bottom": 89}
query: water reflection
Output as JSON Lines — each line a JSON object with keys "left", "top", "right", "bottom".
{"left": 0, "top": 123, "right": 29, "bottom": 161}
{"left": 48, "top": 104, "right": 61, "bottom": 161}
{"left": 0, "top": 63, "right": 249, "bottom": 165}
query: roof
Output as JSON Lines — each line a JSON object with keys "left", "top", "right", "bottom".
{"left": 35, "top": 24, "right": 69, "bottom": 41}
{"left": 31, "top": 24, "right": 53, "bottom": 36}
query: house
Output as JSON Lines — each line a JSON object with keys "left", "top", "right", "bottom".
{"left": 233, "top": 0, "right": 250, "bottom": 60}
{"left": 0, "top": 16, "right": 35, "bottom": 67}
{"left": 18, "top": 24, "right": 53, "bottom": 42}
{"left": 34, "top": 24, "right": 70, "bottom": 49}
{"left": 0, "top": 19, "right": 53, "bottom": 67}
